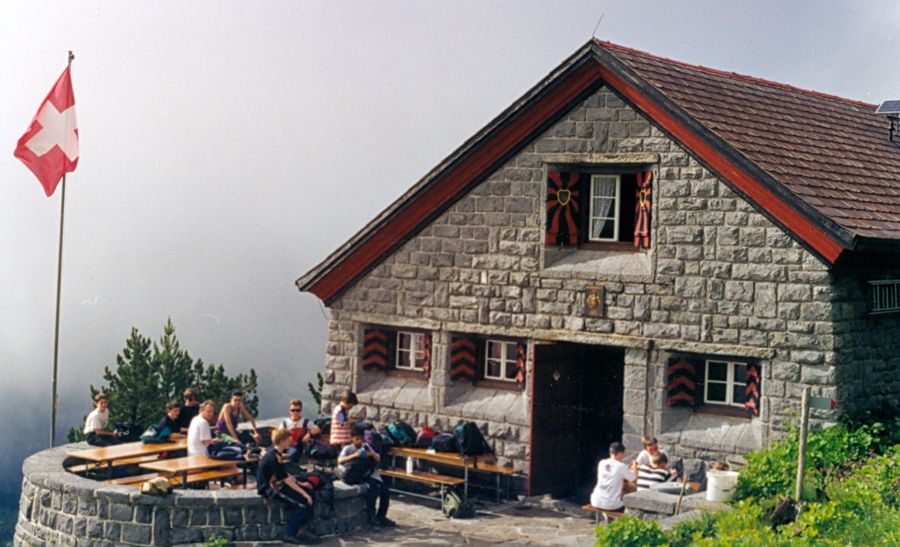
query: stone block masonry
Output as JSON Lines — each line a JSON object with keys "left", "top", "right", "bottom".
{"left": 15, "top": 444, "right": 369, "bottom": 546}
{"left": 316, "top": 85, "right": 900, "bottom": 472}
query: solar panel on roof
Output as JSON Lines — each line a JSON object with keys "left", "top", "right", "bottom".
{"left": 875, "top": 100, "right": 900, "bottom": 116}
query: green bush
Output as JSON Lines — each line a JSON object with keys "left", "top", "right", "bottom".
{"left": 595, "top": 515, "right": 668, "bottom": 547}
{"left": 667, "top": 512, "right": 720, "bottom": 546}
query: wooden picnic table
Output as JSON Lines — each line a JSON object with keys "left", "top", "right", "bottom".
{"left": 140, "top": 454, "right": 242, "bottom": 488}
{"left": 66, "top": 440, "right": 187, "bottom": 478}
{"left": 388, "top": 447, "right": 519, "bottom": 502}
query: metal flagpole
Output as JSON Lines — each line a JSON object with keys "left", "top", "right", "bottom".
{"left": 50, "top": 50, "right": 74, "bottom": 447}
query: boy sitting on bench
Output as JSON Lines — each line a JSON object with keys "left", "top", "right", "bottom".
{"left": 258, "top": 428, "right": 318, "bottom": 544}
{"left": 84, "top": 393, "right": 121, "bottom": 447}
{"left": 590, "top": 442, "right": 636, "bottom": 513}
{"left": 636, "top": 452, "right": 678, "bottom": 490}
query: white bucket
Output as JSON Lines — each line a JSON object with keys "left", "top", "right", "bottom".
{"left": 706, "top": 470, "right": 739, "bottom": 502}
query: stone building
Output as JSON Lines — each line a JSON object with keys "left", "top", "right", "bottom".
{"left": 296, "top": 40, "right": 900, "bottom": 497}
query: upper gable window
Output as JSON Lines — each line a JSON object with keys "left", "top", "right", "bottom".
{"left": 545, "top": 169, "right": 652, "bottom": 250}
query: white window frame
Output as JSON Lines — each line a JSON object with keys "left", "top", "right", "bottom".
{"left": 484, "top": 340, "right": 519, "bottom": 382}
{"left": 703, "top": 360, "right": 748, "bottom": 408}
{"left": 588, "top": 174, "right": 621, "bottom": 242}
{"left": 395, "top": 331, "right": 426, "bottom": 370}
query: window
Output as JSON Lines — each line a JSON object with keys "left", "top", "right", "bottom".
{"left": 484, "top": 340, "right": 519, "bottom": 381}
{"left": 703, "top": 360, "right": 748, "bottom": 407}
{"left": 362, "top": 326, "right": 431, "bottom": 376}
{"left": 588, "top": 175, "right": 621, "bottom": 241}
{"left": 396, "top": 331, "right": 426, "bottom": 370}
{"left": 545, "top": 169, "right": 644, "bottom": 249}
{"left": 870, "top": 280, "right": 900, "bottom": 314}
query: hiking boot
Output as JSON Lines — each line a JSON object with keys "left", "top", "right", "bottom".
{"left": 294, "top": 529, "right": 321, "bottom": 544}
{"left": 377, "top": 516, "right": 397, "bottom": 527}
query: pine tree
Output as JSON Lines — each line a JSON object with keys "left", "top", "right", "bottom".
{"left": 68, "top": 319, "right": 258, "bottom": 442}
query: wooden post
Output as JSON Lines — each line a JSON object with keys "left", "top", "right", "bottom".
{"left": 795, "top": 387, "right": 810, "bottom": 503}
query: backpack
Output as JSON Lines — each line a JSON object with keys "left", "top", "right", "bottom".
{"left": 442, "top": 488, "right": 475, "bottom": 519}
{"left": 297, "top": 470, "right": 336, "bottom": 520}
{"left": 207, "top": 440, "right": 246, "bottom": 460}
{"left": 140, "top": 424, "right": 171, "bottom": 444}
{"left": 114, "top": 423, "right": 142, "bottom": 443}
{"left": 281, "top": 417, "right": 310, "bottom": 447}
{"left": 415, "top": 426, "right": 436, "bottom": 449}
{"left": 386, "top": 420, "right": 417, "bottom": 447}
{"left": 314, "top": 416, "right": 332, "bottom": 436}
{"left": 432, "top": 433, "right": 459, "bottom": 453}
{"left": 305, "top": 438, "right": 339, "bottom": 460}
{"left": 364, "top": 430, "right": 389, "bottom": 468}
{"left": 338, "top": 454, "right": 376, "bottom": 485}
{"left": 140, "top": 477, "right": 173, "bottom": 496}
{"left": 454, "top": 422, "right": 493, "bottom": 456}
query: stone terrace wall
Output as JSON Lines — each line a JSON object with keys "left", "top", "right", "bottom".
{"left": 320, "top": 85, "right": 842, "bottom": 463}
{"left": 15, "top": 444, "right": 368, "bottom": 546}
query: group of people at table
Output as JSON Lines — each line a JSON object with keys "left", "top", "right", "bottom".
{"left": 82, "top": 388, "right": 391, "bottom": 544}
{"left": 590, "top": 436, "right": 680, "bottom": 513}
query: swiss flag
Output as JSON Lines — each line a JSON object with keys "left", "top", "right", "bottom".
{"left": 14, "top": 66, "right": 79, "bottom": 197}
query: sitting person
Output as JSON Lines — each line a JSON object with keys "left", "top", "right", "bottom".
{"left": 634, "top": 436, "right": 665, "bottom": 469}
{"left": 157, "top": 400, "right": 184, "bottom": 440}
{"left": 177, "top": 387, "right": 200, "bottom": 434}
{"left": 83, "top": 393, "right": 121, "bottom": 447}
{"left": 590, "top": 442, "right": 636, "bottom": 512}
{"left": 329, "top": 390, "right": 358, "bottom": 448}
{"left": 636, "top": 452, "right": 678, "bottom": 490}
{"left": 337, "top": 425, "right": 395, "bottom": 527}
{"left": 187, "top": 400, "right": 217, "bottom": 456}
{"left": 257, "top": 428, "right": 318, "bottom": 544}
{"left": 216, "top": 390, "right": 262, "bottom": 445}
{"left": 281, "top": 399, "right": 321, "bottom": 463}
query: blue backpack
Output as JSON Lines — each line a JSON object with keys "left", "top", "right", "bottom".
{"left": 386, "top": 420, "right": 416, "bottom": 447}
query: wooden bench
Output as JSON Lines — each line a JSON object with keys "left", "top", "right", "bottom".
{"left": 381, "top": 468, "right": 466, "bottom": 503}
{"left": 388, "top": 447, "right": 521, "bottom": 502}
{"left": 582, "top": 504, "right": 625, "bottom": 525}
{"left": 67, "top": 454, "right": 163, "bottom": 474}
{"left": 107, "top": 467, "right": 240, "bottom": 487}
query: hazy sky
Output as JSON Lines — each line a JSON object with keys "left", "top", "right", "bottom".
{"left": 1, "top": 1, "right": 899, "bottom": 494}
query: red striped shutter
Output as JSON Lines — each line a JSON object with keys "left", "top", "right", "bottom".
{"left": 362, "top": 328, "right": 391, "bottom": 372}
{"left": 634, "top": 170, "right": 652, "bottom": 249}
{"left": 545, "top": 171, "right": 581, "bottom": 246}
{"left": 666, "top": 357, "right": 699, "bottom": 407}
{"left": 514, "top": 341, "right": 527, "bottom": 389}
{"left": 744, "top": 363, "right": 761, "bottom": 417}
{"left": 450, "top": 335, "right": 478, "bottom": 383}
{"left": 418, "top": 332, "right": 433, "bottom": 377}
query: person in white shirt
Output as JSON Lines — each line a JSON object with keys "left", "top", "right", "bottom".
{"left": 590, "top": 442, "right": 637, "bottom": 511}
{"left": 188, "top": 400, "right": 217, "bottom": 456}
{"left": 84, "top": 393, "right": 120, "bottom": 447}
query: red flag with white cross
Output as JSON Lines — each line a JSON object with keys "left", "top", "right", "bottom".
{"left": 14, "top": 66, "right": 79, "bottom": 197}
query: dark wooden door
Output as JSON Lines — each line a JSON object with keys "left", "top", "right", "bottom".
{"left": 530, "top": 343, "right": 624, "bottom": 497}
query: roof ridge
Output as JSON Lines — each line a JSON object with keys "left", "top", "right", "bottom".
{"left": 593, "top": 39, "right": 877, "bottom": 111}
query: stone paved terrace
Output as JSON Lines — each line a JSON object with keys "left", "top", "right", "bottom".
{"left": 211, "top": 496, "right": 598, "bottom": 546}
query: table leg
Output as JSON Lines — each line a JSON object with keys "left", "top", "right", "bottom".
{"left": 463, "top": 467, "right": 468, "bottom": 502}
{"left": 496, "top": 474, "right": 501, "bottom": 503}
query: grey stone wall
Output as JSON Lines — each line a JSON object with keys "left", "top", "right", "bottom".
{"left": 15, "top": 444, "right": 368, "bottom": 546}
{"left": 317, "top": 85, "right": 867, "bottom": 471}
{"left": 831, "top": 266, "right": 900, "bottom": 415}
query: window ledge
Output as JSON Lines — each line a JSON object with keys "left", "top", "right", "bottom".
{"left": 694, "top": 404, "right": 753, "bottom": 420}
{"left": 543, "top": 246, "right": 652, "bottom": 278}
{"left": 473, "top": 378, "right": 522, "bottom": 391}
{"left": 386, "top": 368, "right": 429, "bottom": 381}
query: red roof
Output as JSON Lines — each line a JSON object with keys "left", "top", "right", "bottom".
{"left": 600, "top": 41, "right": 900, "bottom": 241}
{"left": 298, "top": 41, "right": 900, "bottom": 303}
